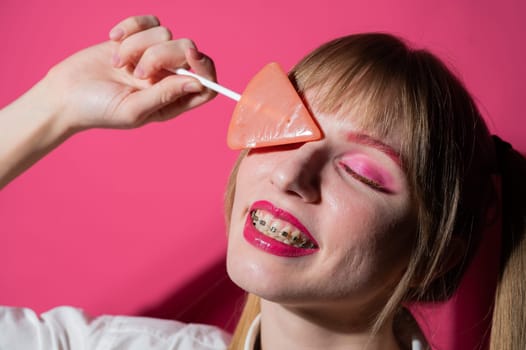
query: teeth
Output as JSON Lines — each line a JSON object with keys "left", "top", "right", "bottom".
{"left": 250, "top": 209, "right": 314, "bottom": 249}
{"left": 279, "top": 224, "right": 291, "bottom": 241}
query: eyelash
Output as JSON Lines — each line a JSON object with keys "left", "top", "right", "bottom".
{"left": 339, "top": 162, "right": 386, "bottom": 192}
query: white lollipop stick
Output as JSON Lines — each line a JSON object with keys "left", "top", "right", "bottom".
{"left": 171, "top": 68, "right": 241, "bottom": 102}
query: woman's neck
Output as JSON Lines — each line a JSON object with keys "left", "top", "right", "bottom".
{"left": 259, "top": 299, "right": 402, "bottom": 350}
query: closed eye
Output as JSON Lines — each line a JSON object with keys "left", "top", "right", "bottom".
{"left": 339, "top": 161, "right": 390, "bottom": 193}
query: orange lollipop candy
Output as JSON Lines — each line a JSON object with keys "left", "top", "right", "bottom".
{"left": 174, "top": 63, "right": 322, "bottom": 149}
{"left": 227, "top": 63, "right": 322, "bottom": 149}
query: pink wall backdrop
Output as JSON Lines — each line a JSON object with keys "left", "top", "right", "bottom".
{"left": 1, "top": 0, "right": 525, "bottom": 331}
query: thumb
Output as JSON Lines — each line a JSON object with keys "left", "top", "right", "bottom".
{"left": 113, "top": 75, "right": 204, "bottom": 127}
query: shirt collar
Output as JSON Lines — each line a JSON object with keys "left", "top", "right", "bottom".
{"left": 241, "top": 313, "right": 423, "bottom": 350}
{"left": 243, "top": 314, "right": 261, "bottom": 350}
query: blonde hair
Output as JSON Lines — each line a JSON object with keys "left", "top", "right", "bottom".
{"left": 225, "top": 33, "right": 526, "bottom": 349}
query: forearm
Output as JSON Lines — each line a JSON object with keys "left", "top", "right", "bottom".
{"left": 0, "top": 79, "right": 74, "bottom": 189}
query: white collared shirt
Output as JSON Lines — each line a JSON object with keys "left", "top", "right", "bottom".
{"left": 0, "top": 307, "right": 422, "bottom": 350}
{"left": 0, "top": 306, "right": 230, "bottom": 350}
{"left": 243, "top": 314, "right": 261, "bottom": 350}
{"left": 242, "top": 313, "right": 423, "bottom": 350}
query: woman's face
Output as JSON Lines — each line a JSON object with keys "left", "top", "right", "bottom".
{"left": 226, "top": 99, "right": 416, "bottom": 312}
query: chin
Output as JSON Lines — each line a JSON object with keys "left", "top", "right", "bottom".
{"left": 225, "top": 221, "right": 321, "bottom": 303}
{"left": 226, "top": 252, "right": 311, "bottom": 306}
{"left": 227, "top": 248, "right": 284, "bottom": 300}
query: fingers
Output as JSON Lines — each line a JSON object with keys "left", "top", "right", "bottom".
{"left": 109, "top": 15, "right": 216, "bottom": 87}
{"left": 107, "top": 15, "right": 218, "bottom": 125}
{"left": 113, "top": 75, "right": 206, "bottom": 126}
{"left": 124, "top": 41, "right": 217, "bottom": 123}
{"left": 183, "top": 47, "right": 217, "bottom": 101}
{"left": 120, "top": 37, "right": 217, "bottom": 92}
{"left": 133, "top": 42, "right": 217, "bottom": 105}
{"left": 132, "top": 39, "right": 195, "bottom": 77}
{"left": 113, "top": 26, "right": 173, "bottom": 68}
{"left": 109, "top": 15, "right": 160, "bottom": 41}
{"left": 185, "top": 47, "right": 217, "bottom": 83}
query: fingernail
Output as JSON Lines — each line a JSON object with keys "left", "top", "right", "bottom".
{"left": 134, "top": 65, "right": 146, "bottom": 78}
{"left": 183, "top": 81, "right": 202, "bottom": 93}
{"left": 188, "top": 47, "right": 204, "bottom": 60}
{"left": 109, "top": 27, "right": 124, "bottom": 40}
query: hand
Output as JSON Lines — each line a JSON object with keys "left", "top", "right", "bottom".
{"left": 43, "top": 15, "right": 217, "bottom": 132}
{"left": 0, "top": 15, "right": 217, "bottom": 189}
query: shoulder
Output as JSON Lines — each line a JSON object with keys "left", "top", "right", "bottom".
{"left": 0, "top": 306, "right": 231, "bottom": 350}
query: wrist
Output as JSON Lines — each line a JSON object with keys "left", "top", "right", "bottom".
{"left": 13, "top": 77, "right": 79, "bottom": 147}
{"left": 31, "top": 75, "right": 80, "bottom": 140}
{"left": 0, "top": 78, "right": 76, "bottom": 188}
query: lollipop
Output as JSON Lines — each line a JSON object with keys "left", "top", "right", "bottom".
{"left": 174, "top": 63, "right": 322, "bottom": 149}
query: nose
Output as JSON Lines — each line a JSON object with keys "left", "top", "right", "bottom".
{"left": 270, "top": 143, "right": 325, "bottom": 203}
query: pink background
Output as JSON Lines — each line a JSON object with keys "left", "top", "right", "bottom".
{"left": 1, "top": 0, "right": 525, "bottom": 332}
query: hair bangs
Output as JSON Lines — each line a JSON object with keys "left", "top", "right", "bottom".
{"left": 289, "top": 34, "right": 418, "bottom": 169}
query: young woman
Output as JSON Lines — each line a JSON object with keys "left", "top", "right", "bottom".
{"left": 1, "top": 15, "right": 524, "bottom": 350}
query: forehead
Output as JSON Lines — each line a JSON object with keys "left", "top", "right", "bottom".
{"left": 302, "top": 87, "right": 406, "bottom": 154}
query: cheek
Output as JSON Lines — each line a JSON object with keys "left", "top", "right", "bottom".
{"left": 232, "top": 155, "right": 266, "bottom": 196}
{"left": 229, "top": 158, "right": 258, "bottom": 218}
{"left": 323, "top": 194, "right": 414, "bottom": 280}
{"left": 361, "top": 210, "right": 415, "bottom": 281}
{"left": 230, "top": 152, "right": 281, "bottom": 216}
{"left": 233, "top": 160, "right": 252, "bottom": 199}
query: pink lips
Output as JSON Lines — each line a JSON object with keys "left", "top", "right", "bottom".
{"left": 243, "top": 200, "right": 319, "bottom": 257}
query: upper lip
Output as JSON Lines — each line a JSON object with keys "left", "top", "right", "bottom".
{"left": 249, "top": 200, "right": 318, "bottom": 247}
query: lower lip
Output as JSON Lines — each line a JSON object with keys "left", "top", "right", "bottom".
{"left": 243, "top": 214, "right": 318, "bottom": 257}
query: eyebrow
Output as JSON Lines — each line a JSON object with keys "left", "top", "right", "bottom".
{"left": 346, "top": 132, "right": 402, "bottom": 166}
